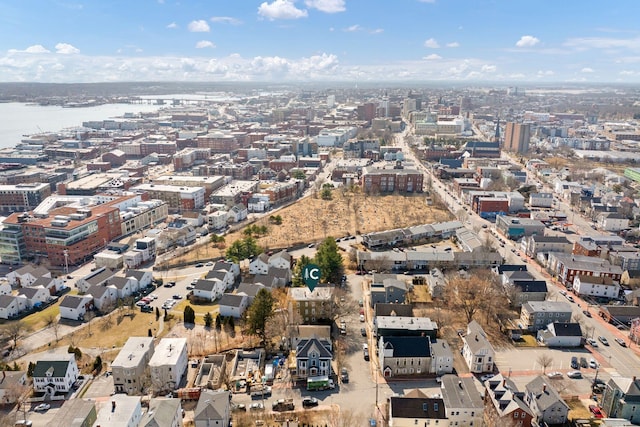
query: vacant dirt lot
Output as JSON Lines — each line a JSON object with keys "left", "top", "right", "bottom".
{"left": 169, "top": 189, "right": 452, "bottom": 265}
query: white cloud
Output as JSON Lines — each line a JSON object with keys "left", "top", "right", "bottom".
{"left": 195, "top": 41, "right": 216, "bottom": 49}
{"left": 258, "top": 0, "right": 308, "bottom": 20}
{"left": 418, "top": 0, "right": 436, "bottom": 3}
{"left": 188, "top": 20, "right": 210, "bottom": 32}
{"left": 210, "top": 16, "right": 242, "bottom": 25}
{"left": 55, "top": 43, "right": 80, "bottom": 54}
{"left": 370, "top": 29, "right": 384, "bottom": 34}
{"left": 423, "top": 54, "right": 442, "bottom": 60}
{"left": 9, "top": 45, "right": 51, "bottom": 54}
{"left": 166, "top": 22, "right": 178, "bottom": 29}
{"left": 537, "top": 70, "right": 554, "bottom": 76}
{"left": 620, "top": 70, "right": 636, "bottom": 76}
{"left": 581, "top": 67, "right": 594, "bottom": 73}
{"left": 564, "top": 36, "right": 640, "bottom": 51}
{"left": 305, "top": 0, "right": 345, "bottom": 13}
{"left": 446, "top": 42, "right": 460, "bottom": 48}
{"left": 424, "top": 38, "right": 440, "bottom": 48}
{"left": 344, "top": 25, "right": 362, "bottom": 32}
{"left": 516, "top": 35, "right": 540, "bottom": 48}
{"left": 481, "top": 64, "right": 496, "bottom": 72}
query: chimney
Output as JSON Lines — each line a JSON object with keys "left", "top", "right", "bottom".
{"left": 458, "top": 381, "right": 463, "bottom": 389}
{"left": 112, "top": 401, "right": 116, "bottom": 412}
{"left": 503, "top": 379, "right": 506, "bottom": 387}
{"left": 543, "top": 383, "right": 547, "bottom": 393}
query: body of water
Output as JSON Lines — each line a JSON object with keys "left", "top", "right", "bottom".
{"left": 0, "top": 102, "right": 162, "bottom": 149}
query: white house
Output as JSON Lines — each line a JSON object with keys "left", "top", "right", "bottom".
{"left": 218, "top": 294, "right": 249, "bottom": 318}
{"left": 94, "top": 394, "right": 142, "bottom": 427}
{"left": 207, "top": 211, "right": 229, "bottom": 230}
{"left": 211, "top": 260, "right": 240, "bottom": 280}
{"left": 77, "top": 267, "right": 116, "bottom": 293}
{"left": 205, "top": 268, "right": 235, "bottom": 291}
{"left": 572, "top": 274, "right": 620, "bottom": 299}
{"left": 0, "top": 282, "right": 11, "bottom": 296}
{"left": 86, "top": 285, "right": 118, "bottom": 311}
{"left": 32, "top": 355, "right": 79, "bottom": 394}
{"left": 7, "top": 265, "right": 51, "bottom": 287}
{"left": 192, "top": 279, "right": 225, "bottom": 302}
{"left": 440, "top": 375, "right": 485, "bottom": 427}
{"left": 228, "top": 204, "right": 248, "bottom": 223}
{"left": 125, "top": 270, "right": 154, "bottom": 289}
{"left": 597, "top": 212, "right": 630, "bottom": 232}
{"left": 59, "top": 295, "right": 93, "bottom": 321}
{"left": 0, "top": 295, "right": 27, "bottom": 320}
{"left": 194, "top": 390, "right": 230, "bottom": 427}
{"left": 17, "top": 286, "right": 50, "bottom": 309}
{"left": 529, "top": 192, "right": 554, "bottom": 208}
{"left": 537, "top": 322, "right": 583, "bottom": 347}
{"left": 461, "top": 320, "right": 495, "bottom": 374}
{"left": 109, "top": 276, "right": 139, "bottom": 299}
{"left": 140, "top": 397, "right": 182, "bottom": 427}
{"left": 249, "top": 254, "right": 270, "bottom": 275}
{"left": 268, "top": 250, "right": 291, "bottom": 270}
{"left": 149, "top": 338, "right": 188, "bottom": 393}
{"left": 30, "top": 276, "right": 63, "bottom": 294}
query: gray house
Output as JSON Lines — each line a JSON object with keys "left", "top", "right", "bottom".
{"left": 194, "top": 390, "right": 230, "bottom": 427}
{"left": 524, "top": 376, "right": 570, "bottom": 425}
{"left": 601, "top": 376, "right": 640, "bottom": 423}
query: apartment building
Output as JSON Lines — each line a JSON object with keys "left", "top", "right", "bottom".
{"left": 133, "top": 184, "right": 205, "bottom": 211}
{"left": 0, "top": 183, "right": 51, "bottom": 214}
{"left": 112, "top": 337, "right": 155, "bottom": 395}
{"left": 288, "top": 286, "right": 334, "bottom": 324}
{"left": 149, "top": 338, "right": 188, "bottom": 393}
{"left": 504, "top": 122, "right": 531, "bottom": 154}
{"left": 362, "top": 166, "right": 424, "bottom": 194}
{"left": 520, "top": 301, "right": 573, "bottom": 331}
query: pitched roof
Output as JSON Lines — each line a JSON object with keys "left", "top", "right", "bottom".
{"left": 550, "top": 322, "right": 582, "bottom": 337}
{"left": 218, "top": 293, "right": 246, "bottom": 308}
{"left": 440, "top": 375, "right": 484, "bottom": 410}
{"left": 390, "top": 396, "right": 446, "bottom": 419}
{"left": 59, "top": 295, "right": 89, "bottom": 309}
{"left": 382, "top": 336, "right": 431, "bottom": 358}
{"left": 512, "top": 280, "right": 548, "bottom": 293}
{"left": 139, "top": 397, "right": 181, "bottom": 427}
{"left": 83, "top": 267, "right": 115, "bottom": 286}
{"left": 296, "top": 337, "right": 332, "bottom": 359}
{"left": 0, "top": 295, "right": 16, "bottom": 309}
{"left": 32, "top": 357, "right": 74, "bottom": 378}
{"left": 525, "top": 375, "right": 569, "bottom": 412}
{"left": 205, "top": 270, "right": 228, "bottom": 282}
{"left": 109, "top": 276, "right": 131, "bottom": 289}
{"left": 194, "top": 279, "right": 219, "bottom": 292}
{"left": 374, "top": 303, "right": 414, "bottom": 317}
{"left": 237, "top": 283, "right": 265, "bottom": 298}
{"left": 31, "top": 276, "right": 56, "bottom": 288}
{"left": 194, "top": 390, "right": 230, "bottom": 422}
{"left": 18, "top": 286, "right": 45, "bottom": 299}
{"left": 464, "top": 321, "right": 494, "bottom": 355}
{"left": 125, "top": 269, "right": 148, "bottom": 282}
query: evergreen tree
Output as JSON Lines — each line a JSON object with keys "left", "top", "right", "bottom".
{"left": 215, "top": 313, "right": 222, "bottom": 331}
{"left": 204, "top": 312, "right": 213, "bottom": 328}
{"left": 246, "top": 289, "right": 275, "bottom": 345}
{"left": 292, "top": 255, "right": 312, "bottom": 287}
{"left": 314, "top": 237, "right": 344, "bottom": 283}
{"left": 183, "top": 305, "right": 196, "bottom": 324}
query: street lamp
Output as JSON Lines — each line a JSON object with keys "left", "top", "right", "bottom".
{"left": 63, "top": 249, "right": 69, "bottom": 274}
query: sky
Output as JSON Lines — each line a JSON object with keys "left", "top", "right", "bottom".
{"left": 2, "top": 0, "right": 640, "bottom": 84}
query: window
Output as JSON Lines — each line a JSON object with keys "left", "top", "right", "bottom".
{"left": 514, "top": 412, "right": 519, "bottom": 418}
{"left": 434, "top": 403, "right": 438, "bottom": 411}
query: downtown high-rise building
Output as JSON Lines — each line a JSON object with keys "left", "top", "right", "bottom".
{"left": 504, "top": 122, "right": 531, "bottom": 154}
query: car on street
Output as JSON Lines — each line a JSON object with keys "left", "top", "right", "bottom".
{"left": 363, "top": 348, "right": 370, "bottom": 361}
{"left": 586, "top": 338, "right": 598, "bottom": 347}
{"left": 358, "top": 299, "right": 363, "bottom": 307}
{"left": 340, "top": 368, "right": 349, "bottom": 384}
{"left": 362, "top": 343, "right": 368, "bottom": 351}
{"left": 249, "top": 402, "right": 264, "bottom": 411}
{"left": 34, "top": 403, "right": 50, "bottom": 412}
{"left": 566, "top": 295, "right": 575, "bottom": 303}
{"left": 615, "top": 338, "right": 627, "bottom": 347}
{"left": 150, "top": 294, "right": 158, "bottom": 300}
{"left": 195, "top": 263, "right": 204, "bottom": 268}
{"left": 186, "top": 285, "right": 194, "bottom": 290}
{"left": 141, "top": 304, "right": 153, "bottom": 313}
{"left": 135, "top": 300, "right": 147, "bottom": 307}
{"left": 302, "top": 397, "right": 319, "bottom": 408}
{"left": 598, "top": 336, "right": 609, "bottom": 346}
{"left": 361, "top": 327, "right": 367, "bottom": 337}
{"left": 479, "top": 374, "right": 495, "bottom": 382}
{"left": 567, "top": 371, "right": 582, "bottom": 379}
{"left": 205, "top": 261, "right": 213, "bottom": 266}
{"left": 582, "top": 310, "right": 592, "bottom": 317}
{"left": 359, "top": 314, "right": 365, "bottom": 322}
{"left": 589, "top": 358, "right": 598, "bottom": 369}
{"left": 173, "top": 294, "right": 182, "bottom": 299}
{"left": 546, "top": 371, "right": 563, "bottom": 379}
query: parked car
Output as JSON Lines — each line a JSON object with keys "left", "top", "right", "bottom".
{"left": 34, "top": 403, "right": 50, "bottom": 412}
{"left": 615, "top": 338, "right": 627, "bottom": 347}
{"left": 546, "top": 371, "right": 563, "bottom": 379}
{"left": 231, "top": 404, "right": 246, "bottom": 413}
{"left": 359, "top": 314, "right": 365, "bottom": 322}
{"left": 363, "top": 348, "right": 370, "bottom": 361}
{"left": 598, "top": 336, "right": 609, "bottom": 346}
{"left": 361, "top": 327, "right": 367, "bottom": 337}
{"left": 480, "top": 374, "right": 495, "bottom": 382}
{"left": 195, "top": 263, "right": 204, "bottom": 268}
{"left": 567, "top": 371, "right": 582, "bottom": 379}
{"left": 582, "top": 310, "right": 592, "bottom": 318}
{"left": 249, "top": 402, "right": 264, "bottom": 411}
{"left": 302, "top": 397, "right": 319, "bottom": 408}
{"left": 571, "top": 357, "right": 579, "bottom": 369}
{"left": 566, "top": 295, "right": 575, "bottom": 303}
{"left": 586, "top": 338, "right": 598, "bottom": 347}
{"left": 589, "top": 405, "right": 604, "bottom": 418}
{"left": 580, "top": 357, "right": 588, "bottom": 368}
{"left": 589, "top": 358, "right": 598, "bottom": 369}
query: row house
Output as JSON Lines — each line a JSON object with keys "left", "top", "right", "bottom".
{"left": 548, "top": 253, "right": 623, "bottom": 287}
{"left": 521, "top": 235, "right": 572, "bottom": 259}
{"left": 572, "top": 274, "right": 620, "bottom": 299}
{"left": 378, "top": 336, "right": 453, "bottom": 378}
{"left": 483, "top": 374, "right": 534, "bottom": 427}
{"left": 520, "top": 301, "right": 572, "bottom": 332}
{"left": 111, "top": 337, "right": 155, "bottom": 395}
{"left": 59, "top": 295, "right": 93, "bottom": 321}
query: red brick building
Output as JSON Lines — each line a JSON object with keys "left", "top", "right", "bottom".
{"left": 196, "top": 134, "right": 239, "bottom": 153}
{"left": 361, "top": 167, "right": 423, "bottom": 194}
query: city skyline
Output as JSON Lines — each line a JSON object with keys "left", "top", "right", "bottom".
{"left": 2, "top": 0, "right": 640, "bottom": 83}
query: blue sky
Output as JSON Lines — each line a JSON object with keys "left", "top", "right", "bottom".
{"left": 1, "top": 0, "right": 640, "bottom": 83}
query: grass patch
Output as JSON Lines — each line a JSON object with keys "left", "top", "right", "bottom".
{"left": 171, "top": 300, "right": 219, "bottom": 325}
{"left": 513, "top": 335, "right": 539, "bottom": 347}
{"left": 566, "top": 398, "right": 597, "bottom": 422}
{"left": 409, "top": 285, "right": 432, "bottom": 303}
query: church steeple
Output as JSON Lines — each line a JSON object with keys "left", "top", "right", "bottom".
{"left": 494, "top": 117, "right": 501, "bottom": 142}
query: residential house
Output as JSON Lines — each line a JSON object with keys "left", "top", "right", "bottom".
{"left": 94, "top": 394, "right": 142, "bottom": 427}
{"left": 228, "top": 204, "right": 248, "bottom": 223}
{"left": 294, "top": 337, "right": 332, "bottom": 380}
{"left": 601, "top": 376, "right": 640, "bottom": 423}
{"left": 59, "top": 295, "right": 93, "bottom": 321}
{"left": 77, "top": 267, "right": 116, "bottom": 293}
{"left": 218, "top": 293, "right": 249, "bottom": 318}
{"left": 149, "top": 338, "right": 188, "bottom": 393}
{"left": 140, "top": 397, "right": 183, "bottom": 427}
{"left": 371, "top": 278, "right": 409, "bottom": 306}
{"left": 520, "top": 301, "right": 573, "bottom": 332}
{"left": 427, "top": 268, "right": 446, "bottom": 299}
{"left": 572, "top": 274, "right": 620, "bottom": 299}
{"left": 205, "top": 268, "right": 236, "bottom": 291}
{"left": 598, "top": 305, "right": 640, "bottom": 325}
{"left": 32, "top": 355, "right": 79, "bottom": 395}
{"left": 0, "top": 282, "right": 10, "bottom": 296}
{"left": 537, "top": 322, "right": 583, "bottom": 347}
{"left": 29, "top": 276, "right": 63, "bottom": 294}
{"left": 501, "top": 270, "right": 548, "bottom": 307}
{"left": 0, "top": 295, "right": 27, "bottom": 319}
{"left": 484, "top": 374, "right": 534, "bottom": 427}
{"left": 440, "top": 375, "right": 485, "bottom": 427}
{"left": 378, "top": 336, "right": 432, "bottom": 378}
{"left": 289, "top": 325, "right": 332, "bottom": 354}
{"left": 462, "top": 320, "right": 495, "bottom": 374}
{"left": 55, "top": 399, "right": 97, "bottom": 427}
{"left": 288, "top": 286, "right": 334, "bottom": 324}
{"left": 86, "top": 284, "right": 118, "bottom": 311}
{"left": 597, "top": 212, "right": 630, "bottom": 232}
{"left": 109, "top": 276, "right": 139, "bottom": 299}
{"left": 254, "top": 267, "right": 290, "bottom": 288}
{"left": 192, "top": 279, "right": 225, "bottom": 302}
{"left": 210, "top": 260, "right": 240, "bottom": 280}
{"left": 374, "top": 303, "right": 414, "bottom": 318}
{"left": 522, "top": 235, "right": 572, "bottom": 260}
{"left": 548, "top": 253, "right": 623, "bottom": 287}
{"left": 16, "top": 286, "right": 50, "bottom": 309}
{"left": 6, "top": 264, "right": 51, "bottom": 286}
{"left": 194, "top": 390, "right": 231, "bottom": 427}
{"left": 431, "top": 340, "right": 455, "bottom": 376}
{"left": 375, "top": 315, "right": 439, "bottom": 340}
{"left": 125, "top": 269, "right": 154, "bottom": 288}
{"left": 112, "top": 337, "right": 155, "bottom": 395}
{"left": 236, "top": 283, "right": 265, "bottom": 304}
{"left": 523, "top": 376, "right": 570, "bottom": 425}
{"left": 388, "top": 393, "right": 447, "bottom": 427}
{"left": 268, "top": 250, "right": 292, "bottom": 270}
{"left": 0, "top": 371, "right": 27, "bottom": 404}
{"left": 249, "top": 253, "right": 270, "bottom": 275}
{"left": 621, "top": 270, "right": 640, "bottom": 288}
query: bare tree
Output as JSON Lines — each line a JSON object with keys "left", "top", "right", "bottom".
{"left": 537, "top": 354, "right": 553, "bottom": 374}
{"left": 445, "top": 273, "right": 497, "bottom": 323}
{"left": 46, "top": 314, "right": 61, "bottom": 342}
{"left": 2, "top": 321, "right": 29, "bottom": 352}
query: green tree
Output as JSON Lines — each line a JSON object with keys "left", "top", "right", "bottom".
{"left": 292, "top": 254, "right": 313, "bottom": 287}
{"left": 215, "top": 313, "right": 222, "bottom": 331}
{"left": 93, "top": 355, "right": 102, "bottom": 373}
{"left": 314, "top": 237, "right": 344, "bottom": 284}
{"left": 320, "top": 187, "right": 333, "bottom": 200}
{"left": 183, "top": 305, "right": 196, "bottom": 324}
{"left": 204, "top": 312, "right": 213, "bottom": 328}
{"left": 155, "top": 307, "right": 160, "bottom": 321}
{"left": 225, "top": 236, "right": 261, "bottom": 262}
{"left": 27, "top": 362, "right": 35, "bottom": 377}
{"left": 246, "top": 288, "right": 275, "bottom": 345}
{"left": 291, "top": 169, "right": 306, "bottom": 180}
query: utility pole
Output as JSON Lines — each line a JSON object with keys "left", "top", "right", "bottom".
{"left": 63, "top": 249, "right": 69, "bottom": 274}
